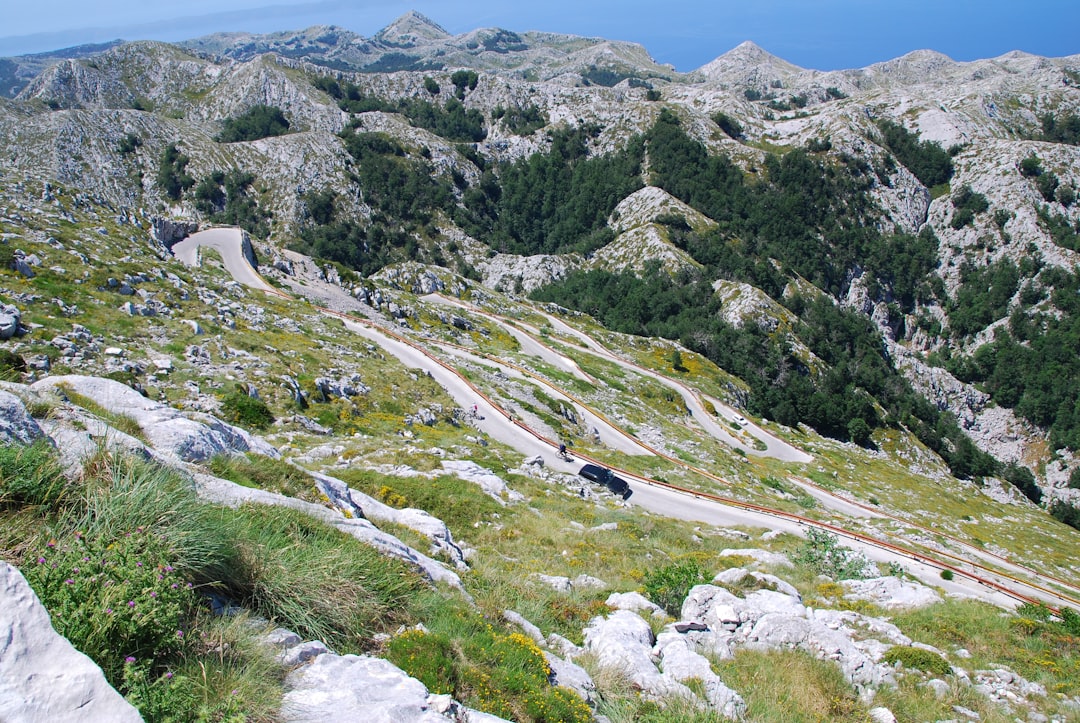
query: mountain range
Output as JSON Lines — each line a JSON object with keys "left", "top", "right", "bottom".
{"left": 2, "top": 10, "right": 1080, "bottom": 721}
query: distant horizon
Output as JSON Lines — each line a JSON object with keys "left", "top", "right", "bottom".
{"left": 2, "top": 2, "right": 1078, "bottom": 72}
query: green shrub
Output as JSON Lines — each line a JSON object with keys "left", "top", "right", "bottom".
{"left": 219, "top": 386, "right": 275, "bottom": 430}
{"left": 0, "top": 349, "right": 25, "bottom": 381}
{"left": 1020, "top": 155, "right": 1042, "bottom": 177}
{"left": 155, "top": 144, "right": 193, "bottom": 201}
{"left": 0, "top": 440, "right": 68, "bottom": 508}
{"left": 386, "top": 625, "right": 591, "bottom": 722}
{"left": 876, "top": 119, "right": 954, "bottom": 188}
{"left": 215, "top": 105, "right": 291, "bottom": 143}
{"left": 882, "top": 645, "right": 952, "bottom": 676}
{"left": 23, "top": 523, "right": 199, "bottom": 686}
{"left": 712, "top": 112, "right": 744, "bottom": 140}
{"left": 642, "top": 560, "right": 707, "bottom": 616}
{"left": 940, "top": 569, "right": 954, "bottom": 581}
{"left": 793, "top": 528, "right": 873, "bottom": 581}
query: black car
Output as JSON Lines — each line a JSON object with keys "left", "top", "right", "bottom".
{"left": 578, "top": 464, "right": 633, "bottom": 500}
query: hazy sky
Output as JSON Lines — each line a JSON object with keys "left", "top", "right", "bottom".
{"left": 2, "top": 0, "right": 1077, "bottom": 71}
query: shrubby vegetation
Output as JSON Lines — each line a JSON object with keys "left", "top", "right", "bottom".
{"left": 289, "top": 127, "right": 458, "bottom": 274}
{"left": 193, "top": 169, "right": 271, "bottom": 238}
{"left": 1039, "top": 111, "right": 1080, "bottom": 146}
{"left": 946, "top": 258, "right": 1020, "bottom": 338}
{"left": 155, "top": 144, "right": 193, "bottom": 201}
{"left": 313, "top": 74, "right": 485, "bottom": 141}
{"left": 492, "top": 103, "right": 547, "bottom": 136}
{"left": 461, "top": 124, "right": 644, "bottom": 255}
{"left": 642, "top": 560, "right": 707, "bottom": 616}
{"left": 712, "top": 111, "right": 744, "bottom": 140}
{"left": 215, "top": 105, "right": 291, "bottom": 143}
{"left": 876, "top": 118, "right": 954, "bottom": 189}
{"left": 949, "top": 184, "right": 989, "bottom": 229}
{"left": 947, "top": 266, "right": 1080, "bottom": 450}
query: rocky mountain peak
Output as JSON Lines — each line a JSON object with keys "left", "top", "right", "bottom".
{"left": 374, "top": 10, "right": 450, "bottom": 46}
{"left": 695, "top": 39, "right": 804, "bottom": 86}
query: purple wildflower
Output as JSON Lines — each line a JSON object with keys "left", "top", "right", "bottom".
{"left": 125, "top": 656, "right": 136, "bottom": 664}
{"left": 64, "top": 579, "right": 74, "bottom": 585}
{"left": 165, "top": 672, "right": 173, "bottom": 680}
{"left": 37, "top": 557, "right": 46, "bottom": 564}
{"left": 176, "top": 630, "right": 184, "bottom": 638}
{"left": 105, "top": 608, "right": 113, "bottom": 614}
{"left": 127, "top": 600, "right": 136, "bottom": 608}
{"left": 149, "top": 591, "right": 157, "bottom": 598}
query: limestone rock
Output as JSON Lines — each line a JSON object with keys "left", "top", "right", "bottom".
{"left": 719, "top": 548, "right": 793, "bottom": 567}
{"left": 502, "top": 610, "right": 545, "bottom": 645}
{"left": 606, "top": 591, "right": 665, "bottom": 616}
{"left": 654, "top": 631, "right": 745, "bottom": 719}
{"left": 0, "top": 562, "right": 142, "bottom": 722}
{"left": 440, "top": 460, "right": 524, "bottom": 505}
{"left": 281, "top": 653, "right": 490, "bottom": 722}
{"left": 841, "top": 576, "right": 943, "bottom": 609}
{"left": 31, "top": 375, "right": 279, "bottom": 464}
{"left": 0, "top": 389, "right": 46, "bottom": 445}
{"left": 544, "top": 652, "right": 597, "bottom": 706}
{"left": 583, "top": 609, "right": 695, "bottom": 704}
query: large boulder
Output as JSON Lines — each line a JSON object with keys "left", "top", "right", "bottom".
{"left": 281, "top": 654, "right": 477, "bottom": 722}
{"left": 0, "top": 562, "right": 142, "bottom": 722}
{"left": 583, "top": 610, "right": 694, "bottom": 704}
{"left": 654, "top": 631, "right": 745, "bottom": 719}
{"left": 0, "top": 389, "right": 45, "bottom": 445}
{"left": 31, "top": 375, "right": 279, "bottom": 463}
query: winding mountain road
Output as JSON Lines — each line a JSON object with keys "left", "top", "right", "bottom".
{"left": 173, "top": 228, "right": 1080, "bottom": 611}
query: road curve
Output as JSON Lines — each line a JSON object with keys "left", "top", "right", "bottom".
{"left": 173, "top": 230, "right": 1080, "bottom": 611}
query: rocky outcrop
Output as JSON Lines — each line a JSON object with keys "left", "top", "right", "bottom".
{"left": 0, "top": 388, "right": 46, "bottom": 445}
{"left": 193, "top": 471, "right": 465, "bottom": 592}
{"left": 0, "top": 562, "right": 142, "bottom": 722}
{"left": 31, "top": 375, "right": 280, "bottom": 464}
{"left": 841, "top": 576, "right": 943, "bottom": 609}
{"left": 281, "top": 653, "right": 508, "bottom": 722}
{"left": 151, "top": 217, "right": 199, "bottom": 250}
{"left": 680, "top": 581, "right": 897, "bottom": 693}
{"left": 608, "top": 186, "right": 718, "bottom": 235}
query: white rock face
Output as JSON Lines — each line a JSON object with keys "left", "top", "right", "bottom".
{"left": 281, "top": 653, "right": 494, "bottom": 722}
{"left": 712, "top": 281, "right": 796, "bottom": 333}
{"left": 654, "top": 631, "right": 745, "bottom": 719}
{"left": 31, "top": 375, "right": 279, "bottom": 463}
{"left": 680, "top": 580, "right": 897, "bottom": 692}
{"left": 544, "top": 651, "right": 597, "bottom": 706}
{"left": 588, "top": 223, "right": 702, "bottom": 278}
{"left": 583, "top": 609, "right": 695, "bottom": 704}
{"left": 606, "top": 591, "right": 665, "bottom": 616}
{"left": 841, "top": 576, "right": 943, "bottom": 609}
{"left": 478, "top": 252, "right": 582, "bottom": 294}
{"left": 440, "top": 460, "right": 525, "bottom": 505}
{"left": 0, "top": 562, "right": 142, "bottom": 722}
{"left": 608, "top": 186, "right": 718, "bottom": 235}
{"left": 0, "top": 389, "right": 45, "bottom": 445}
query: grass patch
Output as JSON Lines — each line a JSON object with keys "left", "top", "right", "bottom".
{"left": 0, "top": 439, "right": 69, "bottom": 508}
{"left": 882, "top": 645, "right": 952, "bottom": 675}
{"left": 207, "top": 453, "right": 318, "bottom": 502}
{"left": 892, "top": 598, "right": 1080, "bottom": 698}
{"left": 59, "top": 386, "right": 147, "bottom": 442}
{"left": 715, "top": 649, "right": 864, "bottom": 722}
{"left": 384, "top": 606, "right": 592, "bottom": 722}
{"left": 340, "top": 468, "right": 504, "bottom": 535}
